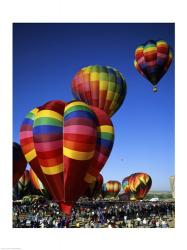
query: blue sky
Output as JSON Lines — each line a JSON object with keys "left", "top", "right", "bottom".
{"left": 13, "top": 23, "right": 174, "bottom": 191}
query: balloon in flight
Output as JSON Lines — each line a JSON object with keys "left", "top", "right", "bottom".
{"left": 134, "top": 39, "right": 173, "bottom": 92}
{"left": 72, "top": 65, "right": 127, "bottom": 116}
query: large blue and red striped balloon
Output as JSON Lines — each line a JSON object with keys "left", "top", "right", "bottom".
{"left": 20, "top": 100, "right": 114, "bottom": 215}
{"left": 134, "top": 39, "right": 173, "bottom": 92}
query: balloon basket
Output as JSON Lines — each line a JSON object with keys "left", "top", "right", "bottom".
{"left": 153, "top": 86, "right": 157, "bottom": 92}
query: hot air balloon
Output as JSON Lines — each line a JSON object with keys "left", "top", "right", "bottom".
{"left": 20, "top": 100, "right": 114, "bottom": 215}
{"left": 71, "top": 65, "right": 127, "bottom": 116}
{"left": 134, "top": 40, "right": 173, "bottom": 92}
{"left": 102, "top": 180, "right": 121, "bottom": 198}
{"left": 30, "top": 168, "right": 50, "bottom": 197}
{"left": 85, "top": 174, "right": 103, "bottom": 199}
{"left": 122, "top": 173, "right": 152, "bottom": 200}
{"left": 13, "top": 142, "right": 27, "bottom": 186}
{"left": 15, "top": 170, "right": 31, "bottom": 198}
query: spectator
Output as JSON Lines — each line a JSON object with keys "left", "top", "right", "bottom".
{"left": 13, "top": 199, "right": 175, "bottom": 228}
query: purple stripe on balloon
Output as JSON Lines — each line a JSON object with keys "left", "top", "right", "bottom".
{"left": 64, "top": 125, "right": 96, "bottom": 135}
{"left": 34, "top": 140, "right": 62, "bottom": 152}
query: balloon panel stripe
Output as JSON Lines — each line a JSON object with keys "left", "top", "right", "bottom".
{"left": 63, "top": 147, "right": 95, "bottom": 161}
{"left": 33, "top": 125, "right": 62, "bottom": 134}
{"left": 35, "top": 110, "right": 63, "bottom": 121}
{"left": 34, "top": 117, "right": 62, "bottom": 127}
{"left": 41, "top": 164, "right": 64, "bottom": 175}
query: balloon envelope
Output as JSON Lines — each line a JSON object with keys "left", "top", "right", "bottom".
{"left": 20, "top": 100, "right": 114, "bottom": 215}
{"left": 134, "top": 40, "right": 173, "bottom": 92}
{"left": 122, "top": 172, "right": 152, "bottom": 200}
{"left": 102, "top": 180, "right": 121, "bottom": 198}
{"left": 85, "top": 174, "right": 103, "bottom": 199}
{"left": 72, "top": 65, "right": 127, "bottom": 116}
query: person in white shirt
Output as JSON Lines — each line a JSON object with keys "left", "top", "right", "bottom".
{"left": 143, "top": 218, "right": 147, "bottom": 227}
{"left": 156, "top": 220, "right": 160, "bottom": 228}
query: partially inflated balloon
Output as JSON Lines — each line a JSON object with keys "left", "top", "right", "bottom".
{"left": 72, "top": 65, "right": 127, "bottom": 116}
{"left": 20, "top": 100, "right": 114, "bottom": 215}
{"left": 17, "top": 170, "right": 31, "bottom": 197}
{"left": 122, "top": 173, "right": 152, "bottom": 200}
{"left": 85, "top": 174, "right": 103, "bottom": 199}
{"left": 30, "top": 168, "right": 49, "bottom": 196}
{"left": 13, "top": 142, "right": 27, "bottom": 186}
{"left": 102, "top": 180, "right": 121, "bottom": 198}
{"left": 134, "top": 40, "right": 173, "bottom": 92}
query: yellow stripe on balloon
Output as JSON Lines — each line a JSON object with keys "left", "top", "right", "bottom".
{"left": 84, "top": 173, "right": 96, "bottom": 184}
{"left": 144, "top": 47, "right": 157, "bottom": 53}
{"left": 114, "top": 183, "right": 120, "bottom": 192}
{"left": 90, "top": 72, "right": 99, "bottom": 81}
{"left": 41, "top": 163, "right": 64, "bottom": 175}
{"left": 136, "top": 47, "right": 143, "bottom": 52}
{"left": 157, "top": 41, "right": 167, "bottom": 46}
{"left": 36, "top": 110, "right": 63, "bottom": 122}
{"left": 63, "top": 147, "right": 95, "bottom": 160}
{"left": 97, "top": 125, "right": 114, "bottom": 134}
{"left": 25, "top": 149, "right": 37, "bottom": 162}
{"left": 99, "top": 81, "right": 108, "bottom": 91}
{"left": 31, "top": 108, "right": 39, "bottom": 115}
{"left": 65, "top": 101, "right": 89, "bottom": 111}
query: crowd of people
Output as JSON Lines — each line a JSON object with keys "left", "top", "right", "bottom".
{"left": 13, "top": 198, "right": 175, "bottom": 228}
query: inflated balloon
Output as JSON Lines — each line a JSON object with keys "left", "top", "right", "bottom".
{"left": 85, "top": 174, "right": 103, "bottom": 199}
{"left": 20, "top": 104, "right": 57, "bottom": 202}
{"left": 84, "top": 105, "right": 114, "bottom": 184}
{"left": 72, "top": 65, "right": 127, "bottom": 116}
{"left": 20, "top": 100, "right": 114, "bottom": 215}
{"left": 13, "top": 142, "right": 27, "bottom": 186}
{"left": 134, "top": 40, "right": 173, "bottom": 92}
{"left": 102, "top": 180, "right": 121, "bottom": 198}
{"left": 122, "top": 172, "right": 152, "bottom": 200}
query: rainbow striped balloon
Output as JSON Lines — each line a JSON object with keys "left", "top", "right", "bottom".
{"left": 134, "top": 40, "right": 173, "bottom": 92}
{"left": 72, "top": 65, "right": 127, "bottom": 117}
{"left": 20, "top": 104, "right": 59, "bottom": 201}
{"left": 63, "top": 101, "right": 98, "bottom": 202}
{"left": 20, "top": 100, "right": 114, "bottom": 214}
{"left": 84, "top": 106, "right": 114, "bottom": 184}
